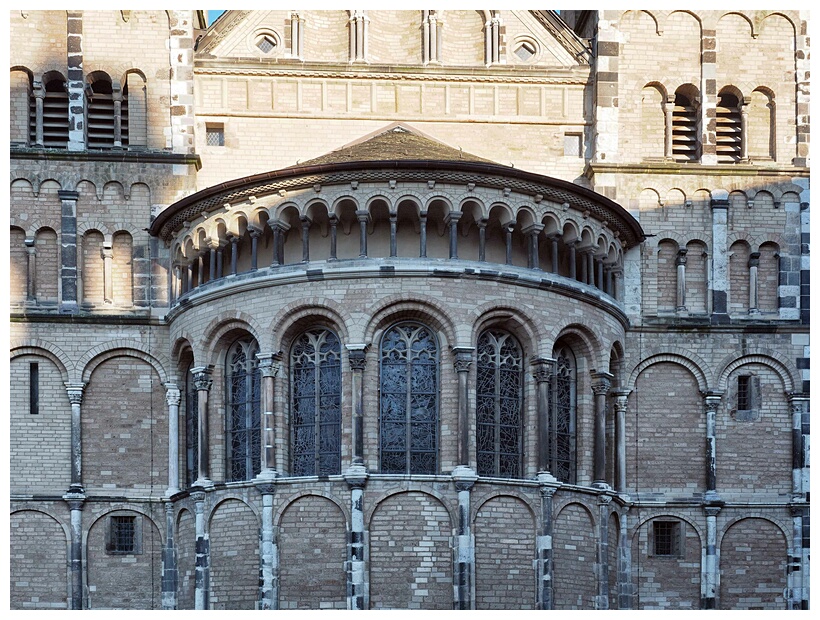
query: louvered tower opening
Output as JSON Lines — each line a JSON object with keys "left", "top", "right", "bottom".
{"left": 672, "top": 93, "right": 698, "bottom": 162}
{"left": 716, "top": 92, "right": 742, "bottom": 163}
{"left": 31, "top": 78, "right": 69, "bottom": 149}
{"left": 120, "top": 81, "right": 129, "bottom": 148}
{"left": 87, "top": 79, "right": 115, "bottom": 149}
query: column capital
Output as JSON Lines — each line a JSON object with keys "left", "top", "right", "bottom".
{"left": 191, "top": 490, "right": 207, "bottom": 505}
{"left": 676, "top": 248, "right": 688, "bottom": 266}
{"left": 748, "top": 251, "right": 760, "bottom": 268}
{"left": 63, "top": 495, "right": 86, "bottom": 511}
{"left": 57, "top": 190, "right": 80, "bottom": 201}
{"left": 537, "top": 472, "right": 561, "bottom": 494}
{"left": 451, "top": 465, "right": 478, "bottom": 491}
{"left": 256, "top": 351, "right": 283, "bottom": 377}
{"left": 190, "top": 366, "right": 213, "bottom": 391}
{"left": 452, "top": 346, "right": 474, "bottom": 372}
{"left": 590, "top": 371, "right": 613, "bottom": 394}
{"left": 522, "top": 223, "right": 545, "bottom": 236}
{"left": 64, "top": 382, "right": 87, "bottom": 405}
{"left": 24, "top": 237, "right": 36, "bottom": 248}
{"left": 255, "top": 482, "right": 277, "bottom": 496}
{"left": 443, "top": 211, "right": 463, "bottom": 224}
{"left": 355, "top": 209, "right": 370, "bottom": 222}
{"left": 530, "top": 356, "right": 556, "bottom": 382}
{"left": 702, "top": 391, "right": 723, "bottom": 413}
{"left": 164, "top": 382, "right": 181, "bottom": 406}
{"left": 346, "top": 344, "right": 369, "bottom": 370}
{"left": 597, "top": 493, "right": 613, "bottom": 506}
{"left": 248, "top": 227, "right": 263, "bottom": 239}
{"left": 703, "top": 505, "right": 722, "bottom": 517}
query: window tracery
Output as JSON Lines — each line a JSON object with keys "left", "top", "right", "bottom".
{"left": 290, "top": 328, "right": 342, "bottom": 476}
{"left": 476, "top": 329, "right": 523, "bottom": 478}
{"left": 226, "top": 338, "right": 261, "bottom": 481}
{"left": 185, "top": 363, "right": 198, "bottom": 487}
{"left": 552, "top": 345, "right": 576, "bottom": 483}
{"left": 379, "top": 322, "right": 439, "bottom": 474}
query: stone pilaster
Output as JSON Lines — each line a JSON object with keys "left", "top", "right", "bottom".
{"left": 595, "top": 494, "right": 612, "bottom": 609}
{"left": 168, "top": 11, "right": 196, "bottom": 154}
{"left": 612, "top": 391, "right": 629, "bottom": 493}
{"left": 64, "top": 493, "right": 85, "bottom": 609}
{"left": 257, "top": 483, "right": 277, "bottom": 609}
{"left": 536, "top": 472, "right": 559, "bottom": 609}
{"left": 452, "top": 466, "right": 478, "bottom": 610}
{"left": 345, "top": 465, "right": 368, "bottom": 609}
{"left": 617, "top": 510, "right": 633, "bottom": 609}
{"left": 66, "top": 11, "right": 84, "bottom": 151}
{"left": 788, "top": 504, "right": 808, "bottom": 609}
{"left": 700, "top": 27, "right": 717, "bottom": 164}
{"left": 161, "top": 502, "right": 178, "bottom": 609}
{"left": 192, "top": 491, "right": 210, "bottom": 610}
{"left": 701, "top": 504, "right": 722, "bottom": 609}
{"left": 59, "top": 190, "right": 80, "bottom": 311}
{"left": 710, "top": 195, "right": 729, "bottom": 323}
{"left": 703, "top": 392, "right": 722, "bottom": 494}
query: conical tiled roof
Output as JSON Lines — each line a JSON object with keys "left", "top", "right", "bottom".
{"left": 292, "top": 123, "right": 494, "bottom": 167}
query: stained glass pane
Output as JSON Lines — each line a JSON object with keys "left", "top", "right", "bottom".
{"left": 226, "top": 338, "right": 261, "bottom": 481}
{"left": 290, "top": 329, "right": 341, "bottom": 476}
{"left": 475, "top": 329, "right": 522, "bottom": 477}
{"left": 553, "top": 349, "right": 575, "bottom": 483}
{"left": 380, "top": 323, "right": 439, "bottom": 474}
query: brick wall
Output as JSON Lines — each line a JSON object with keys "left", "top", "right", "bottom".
{"left": 82, "top": 357, "right": 167, "bottom": 492}
{"left": 209, "top": 499, "right": 259, "bottom": 609}
{"left": 10, "top": 227, "right": 27, "bottom": 302}
{"left": 86, "top": 508, "right": 164, "bottom": 609}
{"left": 627, "top": 362, "right": 706, "bottom": 495}
{"left": 369, "top": 491, "right": 452, "bottom": 609}
{"left": 10, "top": 510, "right": 68, "bottom": 609}
{"left": 441, "top": 11, "right": 484, "bottom": 66}
{"left": 300, "top": 11, "right": 349, "bottom": 63}
{"left": 278, "top": 495, "right": 347, "bottom": 609}
{"left": 632, "top": 516, "right": 701, "bottom": 609}
{"left": 369, "top": 11, "right": 423, "bottom": 65}
{"left": 553, "top": 502, "right": 596, "bottom": 609}
{"left": 474, "top": 495, "right": 535, "bottom": 609}
{"left": 82, "top": 231, "right": 105, "bottom": 304}
{"left": 35, "top": 228, "right": 58, "bottom": 303}
{"left": 719, "top": 517, "right": 787, "bottom": 609}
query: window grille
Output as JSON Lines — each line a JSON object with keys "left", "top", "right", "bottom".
{"left": 291, "top": 329, "right": 342, "bottom": 476}
{"left": 206, "top": 124, "right": 225, "bottom": 147}
{"left": 226, "top": 338, "right": 261, "bottom": 481}
{"left": 653, "top": 520, "right": 682, "bottom": 557}
{"left": 552, "top": 346, "right": 576, "bottom": 483}
{"left": 379, "top": 323, "right": 439, "bottom": 474}
{"left": 109, "top": 515, "right": 136, "bottom": 554}
{"left": 34, "top": 78, "right": 69, "bottom": 149}
{"left": 716, "top": 91, "right": 742, "bottom": 163}
{"left": 185, "top": 365, "right": 199, "bottom": 487}
{"left": 514, "top": 40, "right": 536, "bottom": 62}
{"left": 737, "top": 374, "right": 751, "bottom": 411}
{"left": 672, "top": 92, "right": 699, "bottom": 162}
{"left": 476, "top": 329, "right": 523, "bottom": 478}
{"left": 29, "top": 362, "right": 39, "bottom": 415}
{"left": 564, "top": 133, "right": 582, "bottom": 157}
{"left": 256, "top": 34, "right": 277, "bottom": 54}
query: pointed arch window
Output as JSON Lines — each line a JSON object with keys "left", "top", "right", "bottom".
{"left": 551, "top": 345, "right": 577, "bottom": 483}
{"left": 476, "top": 329, "right": 523, "bottom": 478}
{"left": 379, "top": 322, "right": 439, "bottom": 474}
{"left": 290, "top": 328, "right": 342, "bottom": 476}
{"left": 226, "top": 338, "right": 261, "bottom": 481}
{"left": 185, "top": 363, "right": 198, "bottom": 487}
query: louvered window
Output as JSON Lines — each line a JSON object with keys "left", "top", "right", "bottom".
{"left": 87, "top": 79, "right": 115, "bottom": 149}
{"left": 672, "top": 92, "right": 698, "bottom": 162}
{"left": 716, "top": 91, "right": 742, "bottom": 163}
{"left": 33, "top": 78, "right": 69, "bottom": 149}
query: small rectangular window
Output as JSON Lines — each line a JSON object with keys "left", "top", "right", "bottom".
{"left": 737, "top": 375, "right": 751, "bottom": 411}
{"left": 206, "top": 124, "right": 225, "bottom": 147}
{"left": 108, "top": 516, "right": 137, "bottom": 554}
{"left": 653, "top": 520, "right": 682, "bottom": 557}
{"left": 29, "top": 362, "right": 39, "bottom": 415}
{"left": 564, "top": 133, "right": 582, "bottom": 157}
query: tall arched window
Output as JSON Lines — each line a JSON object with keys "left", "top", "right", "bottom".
{"left": 476, "top": 329, "right": 523, "bottom": 477}
{"left": 226, "top": 338, "right": 261, "bottom": 481}
{"left": 290, "top": 328, "right": 342, "bottom": 476}
{"left": 185, "top": 362, "right": 198, "bottom": 487}
{"left": 552, "top": 345, "right": 576, "bottom": 483}
{"left": 379, "top": 322, "right": 439, "bottom": 474}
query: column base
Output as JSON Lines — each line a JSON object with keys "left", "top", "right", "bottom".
{"left": 192, "top": 477, "right": 214, "bottom": 489}
{"left": 254, "top": 469, "right": 279, "bottom": 481}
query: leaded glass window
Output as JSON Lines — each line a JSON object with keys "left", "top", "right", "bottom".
{"left": 226, "top": 338, "right": 261, "bottom": 481}
{"left": 379, "top": 322, "right": 439, "bottom": 474}
{"left": 290, "top": 328, "right": 342, "bottom": 476}
{"left": 551, "top": 345, "right": 576, "bottom": 483}
{"left": 476, "top": 329, "right": 523, "bottom": 477}
{"left": 185, "top": 363, "right": 198, "bottom": 487}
